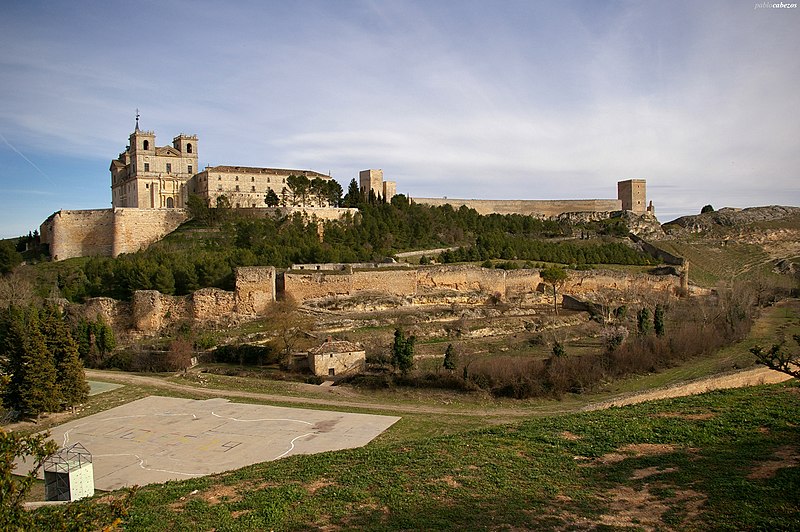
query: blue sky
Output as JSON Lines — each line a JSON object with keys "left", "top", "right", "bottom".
{"left": 1, "top": 0, "right": 798, "bottom": 238}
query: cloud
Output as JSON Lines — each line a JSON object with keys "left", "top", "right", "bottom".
{"left": 0, "top": 0, "right": 798, "bottom": 236}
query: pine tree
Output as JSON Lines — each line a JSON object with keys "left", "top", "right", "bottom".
{"left": 4, "top": 308, "right": 60, "bottom": 416}
{"left": 41, "top": 307, "right": 89, "bottom": 409}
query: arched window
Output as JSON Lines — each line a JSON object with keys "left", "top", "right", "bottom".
{"left": 142, "top": 140, "right": 149, "bottom": 150}
{"left": 166, "top": 197, "right": 174, "bottom": 208}
{"left": 187, "top": 143, "right": 193, "bottom": 153}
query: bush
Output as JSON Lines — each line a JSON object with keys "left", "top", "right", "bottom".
{"left": 211, "top": 344, "right": 278, "bottom": 366}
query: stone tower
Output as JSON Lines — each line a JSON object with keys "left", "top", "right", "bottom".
{"left": 359, "top": 169, "right": 384, "bottom": 199}
{"left": 617, "top": 179, "right": 647, "bottom": 213}
{"left": 110, "top": 121, "right": 198, "bottom": 209}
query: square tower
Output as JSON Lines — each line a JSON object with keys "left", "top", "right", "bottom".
{"left": 359, "top": 169, "right": 384, "bottom": 199}
{"left": 617, "top": 179, "right": 647, "bottom": 213}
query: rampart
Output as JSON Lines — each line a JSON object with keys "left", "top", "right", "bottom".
{"left": 40, "top": 209, "right": 115, "bottom": 261}
{"left": 284, "top": 264, "right": 681, "bottom": 303}
{"left": 70, "top": 264, "right": 679, "bottom": 336}
{"left": 411, "top": 198, "right": 623, "bottom": 218}
{"left": 40, "top": 208, "right": 189, "bottom": 260}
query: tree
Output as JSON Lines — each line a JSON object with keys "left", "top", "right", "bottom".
{"left": 540, "top": 266, "right": 568, "bottom": 315}
{"left": 41, "top": 307, "right": 89, "bottom": 410}
{"left": 701, "top": 204, "right": 714, "bottom": 214}
{"left": 0, "top": 429, "right": 57, "bottom": 529}
{"left": 391, "top": 328, "right": 415, "bottom": 375}
{"left": 326, "top": 179, "right": 344, "bottom": 207}
{"left": 0, "top": 241, "right": 22, "bottom": 275}
{"left": 751, "top": 336, "right": 800, "bottom": 379}
{"left": 186, "top": 194, "right": 210, "bottom": 225}
{"left": 343, "top": 178, "right": 361, "bottom": 207}
{"left": 264, "top": 296, "right": 312, "bottom": 368}
{"left": 443, "top": 343, "right": 456, "bottom": 372}
{"left": 1, "top": 307, "right": 60, "bottom": 416}
{"left": 637, "top": 307, "right": 652, "bottom": 336}
{"left": 264, "top": 188, "right": 280, "bottom": 207}
{"left": 286, "top": 174, "right": 310, "bottom": 206}
{"left": 551, "top": 340, "right": 566, "bottom": 358}
{"left": 166, "top": 337, "right": 194, "bottom": 373}
{"left": 654, "top": 304, "right": 666, "bottom": 337}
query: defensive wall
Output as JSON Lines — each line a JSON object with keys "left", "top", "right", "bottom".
{"left": 410, "top": 198, "right": 623, "bottom": 218}
{"left": 71, "top": 267, "right": 275, "bottom": 334}
{"left": 68, "top": 263, "right": 682, "bottom": 336}
{"left": 40, "top": 208, "right": 189, "bottom": 261}
{"left": 40, "top": 206, "right": 358, "bottom": 261}
{"left": 284, "top": 264, "right": 681, "bottom": 304}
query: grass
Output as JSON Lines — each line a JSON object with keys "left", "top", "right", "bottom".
{"left": 33, "top": 382, "right": 800, "bottom": 530}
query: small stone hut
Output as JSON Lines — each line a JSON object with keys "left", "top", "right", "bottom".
{"left": 308, "top": 337, "right": 366, "bottom": 377}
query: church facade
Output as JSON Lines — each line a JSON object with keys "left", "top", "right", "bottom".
{"left": 110, "top": 123, "right": 335, "bottom": 210}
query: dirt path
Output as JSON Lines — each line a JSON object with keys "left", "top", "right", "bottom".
{"left": 85, "top": 366, "right": 795, "bottom": 418}
{"left": 583, "top": 366, "right": 793, "bottom": 411}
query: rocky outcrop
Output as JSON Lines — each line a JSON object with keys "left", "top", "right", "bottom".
{"left": 663, "top": 206, "right": 800, "bottom": 236}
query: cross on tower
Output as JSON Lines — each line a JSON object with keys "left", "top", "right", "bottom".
{"left": 135, "top": 109, "right": 140, "bottom": 131}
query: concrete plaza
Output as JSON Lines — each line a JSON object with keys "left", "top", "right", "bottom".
{"left": 39, "top": 396, "right": 400, "bottom": 490}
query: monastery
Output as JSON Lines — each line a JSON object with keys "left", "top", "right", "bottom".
{"left": 40, "top": 120, "right": 653, "bottom": 261}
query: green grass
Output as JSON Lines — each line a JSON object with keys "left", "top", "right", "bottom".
{"left": 34, "top": 383, "right": 800, "bottom": 530}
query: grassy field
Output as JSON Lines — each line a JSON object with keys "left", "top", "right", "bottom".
{"left": 32, "top": 382, "right": 800, "bottom": 530}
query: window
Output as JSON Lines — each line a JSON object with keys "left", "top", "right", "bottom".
{"left": 235, "top": 176, "right": 239, "bottom": 181}
{"left": 146, "top": 184, "right": 149, "bottom": 189}
{"left": 187, "top": 143, "right": 193, "bottom": 153}
{"left": 143, "top": 140, "right": 149, "bottom": 150}
{"left": 252, "top": 203, "right": 256, "bottom": 208}
{"left": 166, "top": 197, "right": 174, "bottom": 208}
{"left": 218, "top": 176, "right": 221, "bottom": 181}
{"left": 166, "top": 163, "right": 172, "bottom": 173}
{"left": 217, "top": 185, "right": 222, "bottom": 191}
{"left": 235, "top": 185, "right": 240, "bottom": 192}
{"left": 188, "top": 165, "right": 193, "bottom": 174}
{"left": 251, "top": 176, "right": 255, "bottom": 182}
{"left": 144, "top": 162, "right": 150, "bottom": 172}
{"left": 251, "top": 186, "right": 256, "bottom": 192}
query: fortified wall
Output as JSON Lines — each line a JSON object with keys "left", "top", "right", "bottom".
{"left": 72, "top": 267, "right": 275, "bottom": 334}
{"left": 284, "top": 264, "right": 682, "bottom": 304}
{"left": 40, "top": 208, "right": 189, "bottom": 261}
{"left": 70, "top": 263, "right": 681, "bottom": 336}
{"left": 40, "top": 206, "right": 358, "bottom": 261}
{"left": 410, "top": 198, "right": 623, "bottom": 218}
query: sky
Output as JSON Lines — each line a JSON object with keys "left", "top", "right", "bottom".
{"left": 0, "top": 0, "right": 798, "bottom": 238}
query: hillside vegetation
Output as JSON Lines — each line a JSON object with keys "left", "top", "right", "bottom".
{"left": 35, "top": 200, "right": 654, "bottom": 302}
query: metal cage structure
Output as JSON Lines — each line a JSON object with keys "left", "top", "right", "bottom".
{"left": 43, "top": 442, "right": 95, "bottom": 501}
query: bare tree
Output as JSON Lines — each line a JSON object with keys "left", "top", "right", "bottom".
{"left": 751, "top": 336, "right": 800, "bottom": 379}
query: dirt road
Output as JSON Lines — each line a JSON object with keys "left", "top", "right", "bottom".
{"left": 85, "top": 366, "right": 794, "bottom": 418}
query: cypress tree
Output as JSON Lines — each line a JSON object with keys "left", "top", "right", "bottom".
{"left": 654, "top": 304, "right": 666, "bottom": 337}
{"left": 637, "top": 307, "right": 652, "bottom": 336}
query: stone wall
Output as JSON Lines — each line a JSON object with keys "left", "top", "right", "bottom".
{"left": 68, "top": 264, "right": 681, "bottom": 336}
{"left": 112, "top": 208, "right": 189, "bottom": 256}
{"left": 411, "top": 198, "right": 623, "bottom": 218}
{"left": 283, "top": 264, "right": 681, "bottom": 304}
{"left": 235, "top": 266, "right": 276, "bottom": 315}
{"left": 41, "top": 208, "right": 188, "bottom": 260}
{"left": 40, "top": 209, "right": 115, "bottom": 261}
